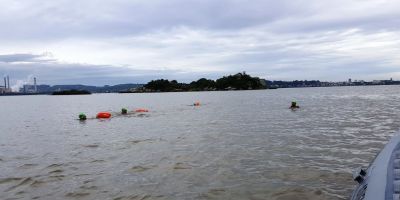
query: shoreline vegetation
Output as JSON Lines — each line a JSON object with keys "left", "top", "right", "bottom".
{"left": 124, "top": 72, "right": 267, "bottom": 93}
{"left": 52, "top": 90, "right": 91, "bottom": 95}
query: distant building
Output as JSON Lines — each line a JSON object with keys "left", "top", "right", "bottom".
{"left": 21, "top": 85, "right": 35, "bottom": 93}
{"left": 34, "top": 77, "right": 37, "bottom": 92}
{"left": 0, "top": 86, "right": 9, "bottom": 93}
{"left": 372, "top": 80, "right": 382, "bottom": 84}
{"left": 20, "top": 84, "right": 50, "bottom": 93}
{"left": 18, "top": 77, "right": 43, "bottom": 93}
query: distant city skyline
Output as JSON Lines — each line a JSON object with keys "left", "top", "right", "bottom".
{"left": 1, "top": 0, "right": 400, "bottom": 86}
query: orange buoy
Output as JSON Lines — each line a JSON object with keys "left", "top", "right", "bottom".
{"left": 96, "top": 112, "right": 112, "bottom": 119}
{"left": 135, "top": 109, "right": 149, "bottom": 113}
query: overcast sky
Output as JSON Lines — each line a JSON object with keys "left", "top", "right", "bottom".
{"left": 1, "top": 0, "right": 400, "bottom": 86}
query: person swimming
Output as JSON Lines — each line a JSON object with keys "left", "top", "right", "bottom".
{"left": 290, "top": 101, "right": 300, "bottom": 109}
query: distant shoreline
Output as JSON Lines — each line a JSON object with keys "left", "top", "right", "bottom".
{"left": 2, "top": 84, "right": 399, "bottom": 96}
{"left": 3, "top": 72, "right": 399, "bottom": 95}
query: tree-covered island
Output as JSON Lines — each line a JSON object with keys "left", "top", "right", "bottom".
{"left": 132, "top": 72, "right": 267, "bottom": 93}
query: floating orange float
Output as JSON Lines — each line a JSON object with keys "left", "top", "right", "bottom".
{"left": 96, "top": 112, "right": 112, "bottom": 119}
{"left": 135, "top": 108, "right": 149, "bottom": 112}
{"left": 194, "top": 102, "right": 200, "bottom": 106}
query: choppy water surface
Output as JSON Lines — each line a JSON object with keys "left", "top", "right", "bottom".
{"left": 1, "top": 86, "right": 400, "bottom": 200}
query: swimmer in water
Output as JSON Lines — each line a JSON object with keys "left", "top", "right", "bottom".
{"left": 290, "top": 101, "right": 300, "bottom": 109}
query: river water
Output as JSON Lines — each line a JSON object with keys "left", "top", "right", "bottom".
{"left": 1, "top": 86, "right": 400, "bottom": 200}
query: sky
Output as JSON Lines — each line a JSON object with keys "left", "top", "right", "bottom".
{"left": 1, "top": 0, "right": 400, "bottom": 87}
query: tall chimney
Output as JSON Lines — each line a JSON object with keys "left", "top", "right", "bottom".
{"left": 7, "top": 76, "right": 10, "bottom": 90}
{"left": 4, "top": 77, "right": 6, "bottom": 89}
{"left": 34, "top": 77, "right": 37, "bottom": 93}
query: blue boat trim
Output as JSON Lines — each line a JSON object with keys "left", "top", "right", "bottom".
{"left": 351, "top": 133, "right": 400, "bottom": 200}
{"left": 385, "top": 142, "right": 400, "bottom": 200}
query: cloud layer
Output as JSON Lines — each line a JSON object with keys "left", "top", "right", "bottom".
{"left": 1, "top": 0, "right": 400, "bottom": 85}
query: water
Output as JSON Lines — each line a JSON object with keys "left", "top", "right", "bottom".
{"left": 1, "top": 86, "right": 400, "bottom": 200}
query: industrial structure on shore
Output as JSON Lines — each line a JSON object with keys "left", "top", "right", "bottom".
{"left": 20, "top": 77, "right": 38, "bottom": 93}
{"left": 0, "top": 76, "right": 12, "bottom": 94}
{"left": 1, "top": 76, "right": 39, "bottom": 94}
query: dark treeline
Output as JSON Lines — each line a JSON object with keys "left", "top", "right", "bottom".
{"left": 142, "top": 72, "right": 266, "bottom": 92}
{"left": 52, "top": 89, "right": 91, "bottom": 95}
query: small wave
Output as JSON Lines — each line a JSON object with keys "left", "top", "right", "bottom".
{"left": 127, "top": 138, "right": 164, "bottom": 145}
{"left": 173, "top": 162, "right": 192, "bottom": 170}
{"left": 30, "top": 180, "right": 45, "bottom": 188}
{"left": 90, "top": 159, "right": 106, "bottom": 163}
{"left": 45, "top": 163, "right": 64, "bottom": 168}
{"left": 270, "top": 187, "right": 329, "bottom": 200}
{"left": 5, "top": 177, "right": 33, "bottom": 192}
{"left": 65, "top": 192, "right": 90, "bottom": 198}
{"left": 49, "top": 169, "right": 64, "bottom": 174}
{"left": 0, "top": 177, "right": 24, "bottom": 184}
{"left": 18, "top": 163, "right": 39, "bottom": 169}
{"left": 129, "top": 165, "right": 156, "bottom": 172}
{"left": 82, "top": 144, "right": 100, "bottom": 148}
{"left": 79, "top": 185, "right": 98, "bottom": 190}
{"left": 113, "top": 194, "right": 152, "bottom": 200}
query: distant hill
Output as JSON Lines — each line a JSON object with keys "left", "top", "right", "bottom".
{"left": 21, "top": 84, "right": 143, "bottom": 93}
{"left": 96, "top": 84, "right": 144, "bottom": 93}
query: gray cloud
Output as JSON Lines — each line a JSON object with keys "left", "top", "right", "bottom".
{"left": 2, "top": 0, "right": 399, "bottom": 40}
{"left": 0, "top": 54, "right": 44, "bottom": 63}
{"left": 0, "top": 54, "right": 222, "bottom": 86}
{"left": 0, "top": 0, "right": 304, "bottom": 39}
{"left": 1, "top": 0, "right": 400, "bottom": 84}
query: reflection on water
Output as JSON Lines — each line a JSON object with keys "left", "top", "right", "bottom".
{"left": 1, "top": 86, "right": 400, "bottom": 200}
